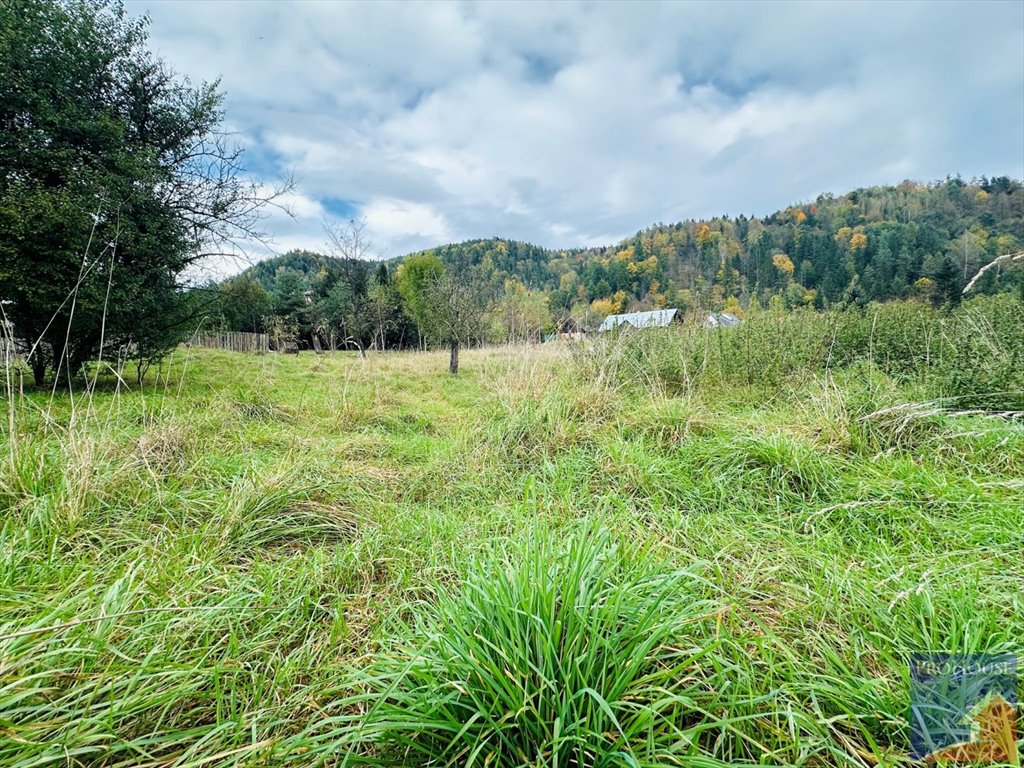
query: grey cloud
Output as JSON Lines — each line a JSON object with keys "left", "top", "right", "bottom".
{"left": 132, "top": 0, "right": 1024, "bottom": 263}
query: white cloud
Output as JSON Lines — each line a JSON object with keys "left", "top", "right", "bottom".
{"left": 363, "top": 199, "right": 451, "bottom": 257}
{"left": 268, "top": 189, "right": 325, "bottom": 221}
{"left": 131, "top": 0, "right": 1024, "bottom": 270}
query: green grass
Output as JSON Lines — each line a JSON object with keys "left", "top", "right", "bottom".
{"left": 300, "top": 525, "right": 729, "bottom": 767}
{"left": 1, "top": 339, "right": 1022, "bottom": 767}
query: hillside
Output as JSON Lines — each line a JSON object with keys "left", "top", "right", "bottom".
{"left": 241, "top": 176, "right": 1023, "bottom": 314}
{"left": 238, "top": 250, "right": 350, "bottom": 291}
{"left": 403, "top": 176, "right": 1023, "bottom": 315}
{"left": 213, "top": 177, "right": 1023, "bottom": 348}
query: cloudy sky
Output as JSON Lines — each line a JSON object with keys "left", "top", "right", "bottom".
{"left": 131, "top": 0, "right": 1024, "bottom": 264}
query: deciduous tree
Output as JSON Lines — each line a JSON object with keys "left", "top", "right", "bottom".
{"left": 396, "top": 252, "right": 489, "bottom": 374}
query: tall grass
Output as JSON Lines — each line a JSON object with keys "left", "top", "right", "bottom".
{"left": 1, "top": 327, "right": 1022, "bottom": 766}
{"left": 572, "top": 295, "right": 1024, "bottom": 410}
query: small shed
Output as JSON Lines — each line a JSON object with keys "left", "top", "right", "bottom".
{"left": 598, "top": 308, "right": 680, "bottom": 333}
{"left": 703, "top": 312, "right": 741, "bottom": 328}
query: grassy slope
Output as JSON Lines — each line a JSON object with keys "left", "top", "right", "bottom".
{"left": 1, "top": 346, "right": 1022, "bottom": 766}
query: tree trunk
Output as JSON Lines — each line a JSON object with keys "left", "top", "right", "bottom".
{"left": 31, "top": 356, "right": 46, "bottom": 387}
{"left": 449, "top": 340, "right": 459, "bottom": 374}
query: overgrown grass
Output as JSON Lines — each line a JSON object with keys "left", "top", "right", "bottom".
{"left": 297, "top": 526, "right": 729, "bottom": 767}
{"left": 573, "top": 294, "right": 1024, "bottom": 409}
{"left": 1, "top": 313, "right": 1022, "bottom": 766}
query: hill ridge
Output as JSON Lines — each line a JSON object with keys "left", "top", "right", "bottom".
{"left": 236, "top": 175, "right": 1023, "bottom": 313}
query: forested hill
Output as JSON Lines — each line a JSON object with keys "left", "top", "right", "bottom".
{"left": 226, "top": 177, "right": 1023, "bottom": 332}
{"left": 401, "top": 176, "right": 1023, "bottom": 315}
{"left": 239, "top": 250, "right": 349, "bottom": 291}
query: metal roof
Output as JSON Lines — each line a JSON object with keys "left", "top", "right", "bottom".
{"left": 598, "top": 308, "right": 678, "bottom": 332}
{"left": 703, "top": 312, "right": 741, "bottom": 328}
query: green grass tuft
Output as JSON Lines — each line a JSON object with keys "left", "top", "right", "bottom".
{"left": 302, "top": 525, "right": 730, "bottom": 767}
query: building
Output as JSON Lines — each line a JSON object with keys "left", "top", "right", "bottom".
{"left": 598, "top": 308, "right": 680, "bottom": 332}
{"left": 703, "top": 312, "right": 741, "bottom": 328}
{"left": 556, "top": 317, "right": 586, "bottom": 341}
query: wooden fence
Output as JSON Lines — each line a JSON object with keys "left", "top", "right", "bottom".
{"left": 0, "top": 336, "right": 28, "bottom": 363}
{"left": 190, "top": 332, "right": 269, "bottom": 353}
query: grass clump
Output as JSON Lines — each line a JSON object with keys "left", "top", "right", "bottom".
{"left": 233, "top": 387, "right": 293, "bottom": 421}
{"left": 326, "top": 526, "right": 725, "bottom": 767}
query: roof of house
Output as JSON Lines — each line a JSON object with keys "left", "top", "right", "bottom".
{"left": 598, "top": 308, "right": 678, "bottom": 332}
{"left": 704, "top": 311, "right": 741, "bottom": 328}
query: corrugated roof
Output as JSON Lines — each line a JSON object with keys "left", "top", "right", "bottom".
{"left": 598, "top": 308, "right": 678, "bottom": 332}
{"left": 703, "top": 312, "right": 742, "bottom": 328}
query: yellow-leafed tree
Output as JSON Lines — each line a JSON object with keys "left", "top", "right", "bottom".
{"left": 772, "top": 253, "right": 795, "bottom": 276}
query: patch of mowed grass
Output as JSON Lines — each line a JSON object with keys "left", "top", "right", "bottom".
{"left": 1, "top": 334, "right": 1023, "bottom": 767}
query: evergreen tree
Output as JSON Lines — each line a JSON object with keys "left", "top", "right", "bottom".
{"left": 0, "top": 0, "right": 286, "bottom": 384}
{"left": 931, "top": 256, "right": 963, "bottom": 307}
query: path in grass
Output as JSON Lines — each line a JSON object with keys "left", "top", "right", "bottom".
{"left": 1, "top": 346, "right": 1021, "bottom": 766}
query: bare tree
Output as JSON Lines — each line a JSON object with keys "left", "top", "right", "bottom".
{"left": 322, "top": 218, "right": 376, "bottom": 355}
{"left": 325, "top": 217, "right": 373, "bottom": 295}
{"left": 434, "top": 271, "right": 489, "bottom": 374}
{"left": 325, "top": 217, "right": 371, "bottom": 259}
{"left": 963, "top": 251, "right": 1024, "bottom": 295}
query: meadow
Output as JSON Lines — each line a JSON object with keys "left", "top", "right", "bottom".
{"left": 1, "top": 297, "right": 1022, "bottom": 767}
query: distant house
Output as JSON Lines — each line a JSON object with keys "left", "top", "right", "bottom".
{"left": 598, "top": 308, "right": 680, "bottom": 333}
{"left": 556, "top": 317, "right": 586, "bottom": 341}
{"left": 703, "top": 312, "right": 741, "bottom": 328}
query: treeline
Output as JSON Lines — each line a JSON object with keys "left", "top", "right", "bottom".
{"left": 420, "top": 176, "right": 1024, "bottom": 316}
{"left": 216, "top": 251, "right": 415, "bottom": 353}
{"left": 213, "top": 234, "right": 556, "bottom": 369}
{"left": 214, "top": 177, "right": 1024, "bottom": 353}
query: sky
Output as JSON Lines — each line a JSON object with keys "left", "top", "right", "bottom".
{"left": 130, "top": 0, "right": 1024, "bottom": 267}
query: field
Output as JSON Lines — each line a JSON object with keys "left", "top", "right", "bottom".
{"left": 2, "top": 302, "right": 1023, "bottom": 767}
